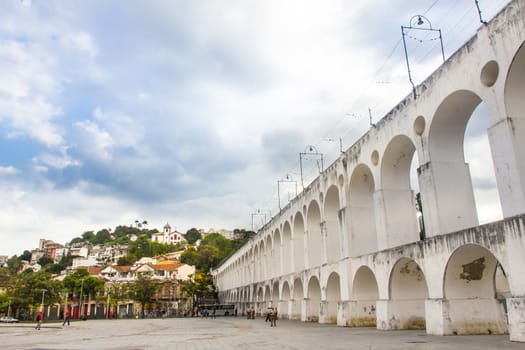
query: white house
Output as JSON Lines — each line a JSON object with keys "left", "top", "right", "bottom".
{"left": 151, "top": 223, "right": 184, "bottom": 245}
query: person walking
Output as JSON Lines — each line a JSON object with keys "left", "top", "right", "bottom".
{"left": 62, "top": 310, "right": 70, "bottom": 326}
{"left": 35, "top": 311, "right": 43, "bottom": 330}
{"left": 270, "top": 308, "right": 277, "bottom": 327}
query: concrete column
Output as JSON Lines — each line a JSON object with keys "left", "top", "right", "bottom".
{"left": 301, "top": 299, "right": 309, "bottom": 322}
{"left": 425, "top": 299, "right": 451, "bottom": 335}
{"left": 318, "top": 300, "right": 329, "bottom": 323}
{"left": 417, "top": 161, "right": 478, "bottom": 237}
{"left": 375, "top": 299, "right": 392, "bottom": 330}
{"left": 320, "top": 221, "right": 328, "bottom": 265}
{"left": 508, "top": 297, "right": 525, "bottom": 342}
{"left": 336, "top": 301, "right": 346, "bottom": 327}
{"left": 374, "top": 189, "right": 419, "bottom": 250}
{"left": 304, "top": 230, "right": 310, "bottom": 269}
{"left": 488, "top": 118, "right": 525, "bottom": 218}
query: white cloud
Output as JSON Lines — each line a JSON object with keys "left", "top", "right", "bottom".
{"left": 0, "top": 0, "right": 513, "bottom": 256}
{"left": 0, "top": 166, "right": 19, "bottom": 175}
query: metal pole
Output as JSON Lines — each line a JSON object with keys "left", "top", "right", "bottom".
{"left": 474, "top": 0, "right": 487, "bottom": 24}
{"left": 401, "top": 25, "right": 417, "bottom": 99}
{"left": 41, "top": 289, "right": 47, "bottom": 315}
{"left": 106, "top": 289, "right": 110, "bottom": 319}
{"left": 79, "top": 279, "right": 84, "bottom": 319}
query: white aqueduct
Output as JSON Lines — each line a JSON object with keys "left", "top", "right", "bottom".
{"left": 211, "top": 0, "right": 525, "bottom": 342}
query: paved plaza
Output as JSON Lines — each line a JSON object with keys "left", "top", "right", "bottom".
{"left": 0, "top": 317, "right": 523, "bottom": 350}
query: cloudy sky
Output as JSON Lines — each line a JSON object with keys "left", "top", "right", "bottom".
{"left": 0, "top": 0, "right": 511, "bottom": 256}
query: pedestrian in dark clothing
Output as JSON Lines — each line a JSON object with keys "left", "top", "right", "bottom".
{"left": 62, "top": 310, "right": 70, "bottom": 326}
{"left": 270, "top": 309, "right": 277, "bottom": 327}
{"left": 265, "top": 308, "right": 272, "bottom": 322}
{"left": 35, "top": 311, "right": 43, "bottom": 330}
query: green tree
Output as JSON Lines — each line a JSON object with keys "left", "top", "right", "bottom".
{"left": 82, "top": 231, "right": 96, "bottom": 244}
{"left": 95, "top": 229, "right": 112, "bottom": 244}
{"left": 117, "top": 255, "right": 136, "bottom": 266}
{"left": 62, "top": 269, "right": 104, "bottom": 301}
{"left": 180, "top": 247, "right": 200, "bottom": 268}
{"left": 19, "top": 250, "right": 32, "bottom": 262}
{"left": 185, "top": 228, "right": 201, "bottom": 245}
{"left": 11, "top": 270, "right": 63, "bottom": 319}
{"left": 179, "top": 272, "right": 214, "bottom": 310}
{"left": 37, "top": 256, "right": 54, "bottom": 267}
{"left": 129, "top": 274, "right": 158, "bottom": 318}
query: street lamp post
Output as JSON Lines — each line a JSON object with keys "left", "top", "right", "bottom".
{"left": 41, "top": 289, "right": 47, "bottom": 316}
{"left": 401, "top": 14, "right": 444, "bottom": 99}
{"left": 79, "top": 279, "right": 85, "bottom": 319}
{"left": 106, "top": 289, "right": 111, "bottom": 319}
{"left": 7, "top": 298, "right": 12, "bottom": 317}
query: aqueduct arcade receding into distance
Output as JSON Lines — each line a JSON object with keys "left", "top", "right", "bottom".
{"left": 211, "top": 0, "right": 525, "bottom": 342}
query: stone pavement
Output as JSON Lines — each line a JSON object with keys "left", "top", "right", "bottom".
{"left": 0, "top": 317, "right": 523, "bottom": 350}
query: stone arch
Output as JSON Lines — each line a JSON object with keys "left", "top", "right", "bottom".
{"left": 443, "top": 244, "right": 509, "bottom": 335}
{"left": 306, "top": 275, "right": 321, "bottom": 322}
{"left": 324, "top": 185, "right": 342, "bottom": 264}
{"left": 307, "top": 200, "right": 323, "bottom": 268}
{"left": 293, "top": 212, "right": 305, "bottom": 271}
{"left": 505, "top": 41, "right": 525, "bottom": 120}
{"left": 389, "top": 258, "right": 428, "bottom": 330}
{"left": 380, "top": 134, "right": 419, "bottom": 247}
{"left": 256, "top": 286, "right": 263, "bottom": 304}
{"left": 292, "top": 277, "right": 304, "bottom": 320}
{"left": 324, "top": 272, "right": 341, "bottom": 324}
{"left": 255, "top": 242, "right": 262, "bottom": 281}
{"left": 350, "top": 265, "right": 379, "bottom": 327}
{"left": 264, "top": 285, "right": 271, "bottom": 307}
{"left": 273, "top": 229, "right": 282, "bottom": 278}
{"left": 264, "top": 235, "right": 272, "bottom": 279}
{"left": 425, "top": 89, "right": 485, "bottom": 234}
{"left": 281, "top": 281, "right": 291, "bottom": 319}
{"left": 272, "top": 281, "right": 279, "bottom": 308}
{"left": 282, "top": 221, "right": 292, "bottom": 275}
{"left": 501, "top": 40, "right": 525, "bottom": 218}
{"left": 347, "top": 164, "right": 377, "bottom": 256}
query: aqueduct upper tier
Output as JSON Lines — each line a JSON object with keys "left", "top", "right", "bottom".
{"left": 212, "top": 0, "right": 525, "bottom": 342}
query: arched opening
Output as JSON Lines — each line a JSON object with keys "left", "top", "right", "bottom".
{"left": 273, "top": 229, "right": 282, "bottom": 278}
{"left": 272, "top": 281, "right": 279, "bottom": 309}
{"left": 426, "top": 90, "right": 501, "bottom": 235}
{"left": 281, "top": 281, "right": 291, "bottom": 319}
{"left": 381, "top": 135, "right": 420, "bottom": 247}
{"left": 324, "top": 186, "right": 342, "bottom": 264}
{"left": 282, "top": 222, "right": 292, "bottom": 275}
{"left": 464, "top": 103, "right": 502, "bottom": 224}
{"left": 307, "top": 201, "right": 323, "bottom": 268}
{"left": 350, "top": 266, "right": 379, "bottom": 327}
{"left": 254, "top": 244, "right": 261, "bottom": 281}
{"left": 444, "top": 244, "right": 508, "bottom": 335}
{"left": 347, "top": 164, "right": 377, "bottom": 256}
{"left": 293, "top": 212, "right": 305, "bottom": 271}
{"left": 292, "top": 278, "right": 304, "bottom": 320}
{"left": 264, "top": 285, "right": 271, "bottom": 309}
{"left": 324, "top": 272, "right": 341, "bottom": 324}
{"left": 499, "top": 42, "right": 525, "bottom": 218}
{"left": 264, "top": 236, "right": 272, "bottom": 279}
{"left": 306, "top": 276, "right": 321, "bottom": 322}
{"left": 389, "top": 258, "right": 428, "bottom": 329}
{"left": 256, "top": 287, "right": 263, "bottom": 305}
